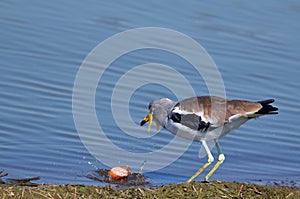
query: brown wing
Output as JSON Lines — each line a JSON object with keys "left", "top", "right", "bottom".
{"left": 176, "top": 96, "right": 277, "bottom": 126}
{"left": 176, "top": 96, "right": 228, "bottom": 126}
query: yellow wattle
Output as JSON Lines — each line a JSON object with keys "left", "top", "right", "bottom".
{"left": 147, "top": 114, "right": 153, "bottom": 133}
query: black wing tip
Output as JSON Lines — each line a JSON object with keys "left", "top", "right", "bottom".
{"left": 257, "top": 99, "right": 275, "bottom": 105}
{"left": 256, "top": 99, "right": 278, "bottom": 115}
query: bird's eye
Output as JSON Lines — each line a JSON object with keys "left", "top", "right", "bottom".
{"left": 148, "top": 103, "right": 152, "bottom": 110}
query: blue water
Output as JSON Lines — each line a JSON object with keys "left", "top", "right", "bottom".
{"left": 0, "top": 1, "right": 299, "bottom": 187}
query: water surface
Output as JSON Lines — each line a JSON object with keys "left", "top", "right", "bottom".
{"left": 0, "top": 1, "right": 299, "bottom": 187}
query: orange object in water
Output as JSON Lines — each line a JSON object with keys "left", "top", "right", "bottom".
{"left": 108, "top": 166, "right": 132, "bottom": 180}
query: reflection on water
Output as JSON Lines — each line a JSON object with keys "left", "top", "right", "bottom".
{"left": 0, "top": 1, "right": 299, "bottom": 187}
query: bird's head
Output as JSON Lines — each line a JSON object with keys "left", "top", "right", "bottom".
{"left": 140, "top": 98, "right": 176, "bottom": 132}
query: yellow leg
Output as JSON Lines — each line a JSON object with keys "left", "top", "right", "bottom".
{"left": 204, "top": 140, "right": 225, "bottom": 181}
{"left": 187, "top": 140, "right": 214, "bottom": 183}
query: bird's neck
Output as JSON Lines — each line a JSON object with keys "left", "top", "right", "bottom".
{"left": 154, "top": 101, "right": 176, "bottom": 127}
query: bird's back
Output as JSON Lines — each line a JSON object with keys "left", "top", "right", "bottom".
{"left": 166, "top": 96, "right": 278, "bottom": 141}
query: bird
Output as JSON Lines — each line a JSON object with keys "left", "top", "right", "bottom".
{"left": 140, "top": 96, "right": 278, "bottom": 182}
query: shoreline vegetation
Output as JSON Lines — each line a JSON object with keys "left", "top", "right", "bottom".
{"left": 0, "top": 180, "right": 299, "bottom": 199}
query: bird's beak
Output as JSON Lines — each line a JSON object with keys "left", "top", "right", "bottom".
{"left": 140, "top": 113, "right": 153, "bottom": 133}
{"left": 140, "top": 113, "right": 161, "bottom": 132}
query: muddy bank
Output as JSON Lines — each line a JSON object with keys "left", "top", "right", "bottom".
{"left": 0, "top": 180, "right": 299, "bottom": 199}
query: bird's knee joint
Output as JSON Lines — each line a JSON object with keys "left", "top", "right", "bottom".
{"left": 218, "top": 154, "right": 225, "bottom": 162}
{"left": 208, "top": 155, "right": 214, "bottom": 164}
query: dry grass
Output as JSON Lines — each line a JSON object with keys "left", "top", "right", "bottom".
{"left": 0, "top": 180, "right": 299, "bottom": 199}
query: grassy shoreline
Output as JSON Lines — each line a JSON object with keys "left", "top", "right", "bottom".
{"left": 1, "top": 180, "right": 299, "bottom": 199}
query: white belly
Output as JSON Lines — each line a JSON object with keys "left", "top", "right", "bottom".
{"left": 165, "top": 117, "right": 249, "bottom": 142}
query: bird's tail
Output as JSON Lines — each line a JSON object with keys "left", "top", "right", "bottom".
{"left": 255, "top": 99, "right": 278, "bottom": 115}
